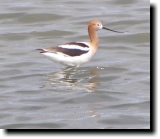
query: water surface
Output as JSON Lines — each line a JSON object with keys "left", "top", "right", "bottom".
{"left": 0, "top": 0, "right": 150, "bottom": 129}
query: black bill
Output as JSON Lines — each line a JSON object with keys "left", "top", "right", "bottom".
{"left": 103, "top": 26, "right": 125, "bottom": 33}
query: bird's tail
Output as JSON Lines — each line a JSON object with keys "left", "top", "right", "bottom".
{"left": 36, "top": 49, "right": 47, "bottom": 53}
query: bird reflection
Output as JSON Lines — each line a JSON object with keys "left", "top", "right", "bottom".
{"left": 45, "top": 66, "right": 102, "bottom": 93}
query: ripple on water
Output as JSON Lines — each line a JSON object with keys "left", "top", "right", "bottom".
{"left": 1, "top": 123, "right": 66, "bottom": 129}
{"left": 16, "top": 13, "right": 67, "bottom": 23}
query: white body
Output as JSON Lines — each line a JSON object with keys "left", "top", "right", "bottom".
{"left": 41, "top": 42, "right": 94, "bottom": 67}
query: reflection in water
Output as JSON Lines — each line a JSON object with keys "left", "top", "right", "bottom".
{"left": 45, "top": 66, "right": 102, "bottom": 93}
{"left": 43, "top": 66, "right": 103, "bottom": 121}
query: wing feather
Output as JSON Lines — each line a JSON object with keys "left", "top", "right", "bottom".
{"left": 38, "top": 42, "right": 90, "bottom": 56}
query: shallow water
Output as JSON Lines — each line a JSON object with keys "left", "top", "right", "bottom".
{"left": 0, "top": 0, "right": 150, "bottom": 129}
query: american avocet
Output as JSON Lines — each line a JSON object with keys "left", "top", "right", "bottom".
{"left": 37, "top": 19, "right": 124, "bottom": 67}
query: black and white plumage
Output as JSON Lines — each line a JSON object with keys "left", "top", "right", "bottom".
{"left": 37, "top": 42, "right": 94, "bottom": 66}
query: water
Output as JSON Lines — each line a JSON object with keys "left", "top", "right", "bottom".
{"left": 0, "top": 0, "right": 150, "bottom": 129}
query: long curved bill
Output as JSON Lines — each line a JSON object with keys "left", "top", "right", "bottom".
{"left": 102, "top": 26, "right": 124, "bottom": 33}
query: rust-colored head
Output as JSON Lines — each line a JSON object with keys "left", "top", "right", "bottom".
{"left": 88, "top": 19, "right": 125, "bottom": 33}
{"left": 88, "top": 19, "right": 103, "bottom": 31}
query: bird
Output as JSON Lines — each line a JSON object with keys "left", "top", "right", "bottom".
{"left": 37, "top": 19, "right": 124, "bottom": 67}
